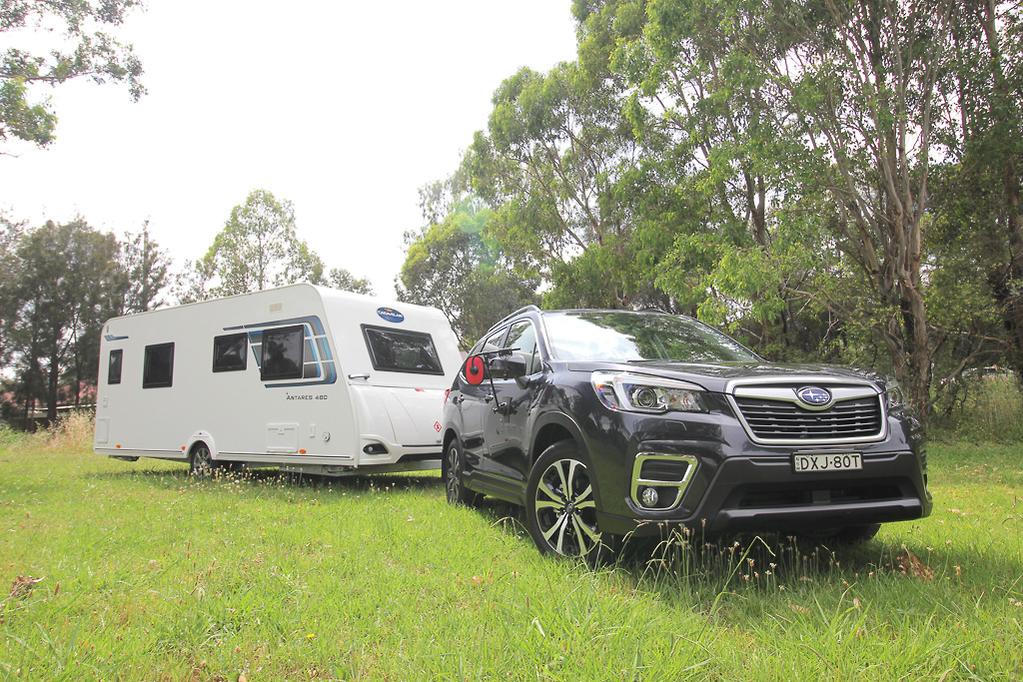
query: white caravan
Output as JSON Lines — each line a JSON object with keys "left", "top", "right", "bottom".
{"left": 93, "top": 284, "right": 462, "bottom": 476}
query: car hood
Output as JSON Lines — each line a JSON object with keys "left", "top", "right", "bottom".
{"left": 565, "top": 360, "right": 886, "bottom": 394}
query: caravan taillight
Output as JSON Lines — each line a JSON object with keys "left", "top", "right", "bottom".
{"left": 443, "top": 389, "right": 451, "bottom": 404}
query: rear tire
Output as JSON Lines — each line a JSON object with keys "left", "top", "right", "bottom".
{"left": 443, "top": 438, "right": 480, "bottom": 507}
{"left": 189, "top": 442, "right": 217, "bottom": 477}
{"left": 526, "top": 440, "right": 617, "bottom": 565}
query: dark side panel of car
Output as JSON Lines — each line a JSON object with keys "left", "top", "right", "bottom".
{"left": 442, "top": 307, "right": 931, "bottom": 558}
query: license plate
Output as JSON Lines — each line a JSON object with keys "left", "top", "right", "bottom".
{"left": 793, "top": 453, "right": 862, "bottom": 473}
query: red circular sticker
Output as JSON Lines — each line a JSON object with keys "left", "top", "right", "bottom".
{"left": 464, "top": 356, "right": 486, "bottom": 386}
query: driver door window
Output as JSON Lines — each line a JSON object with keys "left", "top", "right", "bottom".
{"left": 504, "top": 321, "right": 539, "bottom": 375}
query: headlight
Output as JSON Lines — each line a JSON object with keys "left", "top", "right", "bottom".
{"left": 885, "top": 379, "right": 905, "bottom": 410}
{"left": 591, "top": 372, "right": 706, "bottom": 414}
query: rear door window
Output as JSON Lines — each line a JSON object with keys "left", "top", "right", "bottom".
{"left": 260, "top": 325, "right": 304, "bottom": 380}
{"left": 362, "top": 325, "right": 444, "bottom": 375}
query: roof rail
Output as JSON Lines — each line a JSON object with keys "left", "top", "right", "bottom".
{"left": 490, "top": 304, "right": 541, "bottom": 330}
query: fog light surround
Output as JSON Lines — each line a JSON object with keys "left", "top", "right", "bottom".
{"left": 630, "top": 452, "right": 699, "bottom": 511}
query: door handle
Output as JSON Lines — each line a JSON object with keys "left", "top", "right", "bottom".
{"left": 348, "top": 373, "right": 370, "bottom": 380}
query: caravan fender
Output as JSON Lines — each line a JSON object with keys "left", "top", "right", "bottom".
{"left": 185, "top": 431, "right": 218, "bottom": 460}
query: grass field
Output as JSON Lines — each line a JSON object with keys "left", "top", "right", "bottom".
{"left": 1, "top": 435, "right": 1022, "bottom": 680}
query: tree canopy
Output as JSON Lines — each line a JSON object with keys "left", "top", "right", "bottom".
{"left": 401, "top": 0, "right": 1023, "bottom": 421}
{"left": 0, "top": 0, "right": 145, "bottom": 149}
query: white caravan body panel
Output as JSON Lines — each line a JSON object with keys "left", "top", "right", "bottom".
{"left": 93, "top": 284, "right": 460, "bottom": 473}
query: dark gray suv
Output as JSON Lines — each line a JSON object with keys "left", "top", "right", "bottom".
{"left": 441, "top": 307, "right": 931, "bottom": 559}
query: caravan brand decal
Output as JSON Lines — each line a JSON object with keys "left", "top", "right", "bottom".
{"left": 223, "top": 315, "right": 337, "bottom": 388}
{"left": 376, "top": 307, "right": 405, "bottom": 324}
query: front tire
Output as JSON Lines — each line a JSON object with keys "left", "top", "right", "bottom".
{"left": 443, "top": 439, "right": 480, "bottom": 507}
{"left": 526, "top": 441, "right": 613, "bottom": 562}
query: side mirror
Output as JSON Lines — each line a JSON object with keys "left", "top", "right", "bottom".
{"left": 463, "top": 356, "right": 486, "bottom": 385}
{"left": 490, "top": 355, "right": 528, "bottom": 379}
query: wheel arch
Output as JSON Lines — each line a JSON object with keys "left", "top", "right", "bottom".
{"left": 530, "top": 413, "right": 585, "bottom": 466}
{"left": 186, "top": 432, "right": 217, "bottom": 460}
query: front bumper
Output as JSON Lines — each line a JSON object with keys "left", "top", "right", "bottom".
{"left": 594, "top": 448, "right": 931, "bottom": 537}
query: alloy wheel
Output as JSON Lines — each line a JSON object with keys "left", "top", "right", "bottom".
{"left": 533, "top": 458, "right": 601, "bottom": 556}
{"left": 445, "top": 444, "right": 461, "bottom": 503}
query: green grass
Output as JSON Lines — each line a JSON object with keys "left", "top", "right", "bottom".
{"left": 1, "top": 440, "right": 1021, "bottom": 680}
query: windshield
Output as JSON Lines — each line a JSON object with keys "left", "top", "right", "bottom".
{"left": 543, "top": 311, "right": 759, "bottom": 364}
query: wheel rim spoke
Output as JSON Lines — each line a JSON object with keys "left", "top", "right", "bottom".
{"left": 565, "top": 460, "right": 579, "bottom": 498}
{"left": 534, "top": 499, "right": 561, "bottom": 510}
{"left": 555, "top": 514, "right": 571, "bottom": 554}
{"left": 577, "top": 518, "right": 601, "bottom": 543}
{"left": 573, "top": 484, "right": 592, "bottom": 505}
{"left": 542, "top": 513, "right": 567, "bottom": 542}
{"left": 570, "top": 515, "right": 589, "bottom": 554}
{"left": 537, "top": 480, "right": 563, "bottom": 504}
{"left": 553, "top": 461, "right": 570, "bottom": 498}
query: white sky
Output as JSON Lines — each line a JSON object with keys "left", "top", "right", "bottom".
{"left": 0, "top": 1, "right": 578, "bottom": 297}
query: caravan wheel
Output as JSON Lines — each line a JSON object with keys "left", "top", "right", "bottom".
{"left": 189, "top": 443, "right": 217, "bottom": 477}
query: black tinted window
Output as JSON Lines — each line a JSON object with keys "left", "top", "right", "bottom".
{"left": 213, "top": 333, "right": 248, "bottom": 372}
{"left": 260, "top": 326, "right": 304, "bottom": 381}
{"left": 143, "top": 343, "right": 174, "bottom": 389}
{"left": 362, "top": 326, "right": 444, "bottom": 375}
{"left": 108, "top": 349, "right": 123, "bottom": 385}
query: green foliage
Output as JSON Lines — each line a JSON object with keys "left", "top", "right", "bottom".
{"left": 413, "top": 0, "right": 1023, "bottom": 425}
{"left": 0, "top": 0, "right": 145, "bottom": 148}
{"left": 932, "top": 373, "right": 1023, "bottom": 443}
{"left": 5, "top": 220, "right": 128, "bottom": 417}
{"left": 325, "top": 268, "right": 373, "bottom": 296}
{"left": 398, "top": 199, "right": 538, "bottom": 347}
{"left": 120, "top": 221, "right": 172, "bottom": 314}
{"left": 0, "top": 218, "right": 174, "bottom": 419}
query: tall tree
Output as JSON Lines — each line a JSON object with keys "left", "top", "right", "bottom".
{"left": 198, "top": 190, "right": 324, "bottom": 298}
{"left": 398, "top": 199, "right": 539, "bottom": 347}
{"left": 1, "top": 0, "right": 145, "bottom": 149}
{"left": 10, "top": 220, "right": 126, "bottom": 418}
{"left": 120, "top": 221, "right": 171, "bottom": 313}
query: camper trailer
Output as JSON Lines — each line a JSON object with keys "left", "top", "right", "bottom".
{"left": 93, "top": 284, "right": 462, "bottom": 476}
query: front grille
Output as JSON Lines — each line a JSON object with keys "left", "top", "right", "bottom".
{"left": 734, "top": 395, "right": 883, "bottom": 442}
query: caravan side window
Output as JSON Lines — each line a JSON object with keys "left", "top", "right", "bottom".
{"left": 143, "top": 343, "right": 174, "bottom": 389}
{"left": 108, "top": 349, "right": 123, "bottom": 385}
{"left": 362, "top": 325, "right": 444, "bottom": 375}
{"left": 213, "top": 333, "right": 248, "bottom": 372}
{"left": 260, "top": 325, "right": 304, "bottom": 381}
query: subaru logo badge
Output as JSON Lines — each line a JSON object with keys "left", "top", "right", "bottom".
{"left": 796, "top": 386, "right": 831, "bottom": 406}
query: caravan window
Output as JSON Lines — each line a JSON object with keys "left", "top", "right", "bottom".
{"left": 362, "top": 325, "right": 444, "bottom": 375}
{"left": 108, "top": 349, "right": 123, "bottom": 385}
{"left": 260, "top": 325, "right": 304, "bottom": 381}
{"left": 213, "top": 333, "right": 248, "bottom": 372}
{"left": 143, "top": 343, "right": 174, "bottom": 389}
